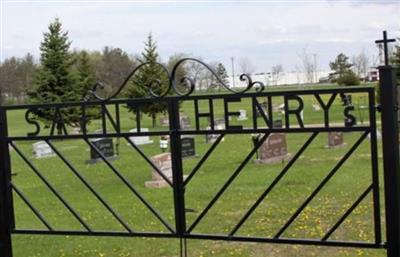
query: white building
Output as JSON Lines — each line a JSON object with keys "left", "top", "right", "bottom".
{"left": 227, "top": 70, "right": 331, "bottom": 88}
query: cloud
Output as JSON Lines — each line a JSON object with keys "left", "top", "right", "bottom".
{"left": 2, "top": 1, "right": 399, "bottom": 71}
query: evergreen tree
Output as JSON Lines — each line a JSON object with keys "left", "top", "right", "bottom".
{"left": 329, "top": 53, "right": 359, "bottom": 85}
{"left": 216, "top": 63, "right": 229, "bottom": 89}
{"left": 71, "top": 50, "right": 100, "bottom": 128}
{"left": 329, "top": 53, "right": 353, "bottom": 79}
{"left": 74, "top": 50, "right": 96, "bottom": 98}
{"left": 28, "top": 18, "right": 77, "bottom": 134}
{"left": 125, "top": 34, "right": 169, "bottom": 128}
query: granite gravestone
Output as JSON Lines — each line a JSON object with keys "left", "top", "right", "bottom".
{"left": 128, "top": 128, "right": 154, "bottom": 145}
{"left": 88, "top": 138, "right": 117, "bottom": 164}
{"left": 181, "top": 137, "right": 196, "bottom": 158}
{"left": 32, "top": 141, "right": 55, "bottom": 159}
{"left": 256, "top": 133, "right": 289, "bottom": 164}
{"left": 327, "top": 132, "right": 345, "bottom": 148}
{"left": 145, "top": 153, "right": 173, "bottom": 188}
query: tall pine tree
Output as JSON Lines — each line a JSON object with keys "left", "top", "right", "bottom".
{"left": 125, "top": 34, "right": 169, "bottom": 127}
{"left": 215, "top": 63, "right": 229, "bottom": 91}
{"left": 71, "top": 50, "right": 100, "bottom": 129}
{"left": 28, "top": 18, "right": 77, "bottom": 134}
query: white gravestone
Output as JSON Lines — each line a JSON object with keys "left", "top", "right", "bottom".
{"left": 32, "top": 141, "right": 55, "bottom": 159}
{"left": 312, "top": 104, "right": 321, "bottom": 111}
{"left": 237, "top": 109, "right": 248, "bottom": 121}
{"left": 206, "top": 122, "right": 225, "bottom": 143}
{"left": 128, "top": 128, "right": 154, "bottom": 145}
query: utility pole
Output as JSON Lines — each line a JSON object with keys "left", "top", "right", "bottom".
{"left": 231, "top": 57, "right": 235, "bottom": 88}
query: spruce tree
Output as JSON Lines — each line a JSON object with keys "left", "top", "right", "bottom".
{"left": 125, "top": 34, "right": 169, "bottom": 128}
{"left": 72, "top": 50, "right": 100, "bottom": 128}
{"left": 28, "top": 18, "right": 77, "bottom": 134}
{"left": 75, "top": 50, "right": 96, "bottom": 98}
{"left": 329, "top": 53, "right": 353, "bottom": 79}
{"left": 215, "top": 63, "right": 229, "bottom": 91}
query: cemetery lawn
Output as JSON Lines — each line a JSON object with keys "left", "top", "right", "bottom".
{"left": 7, "top": 85, "right": 386, "bottom": 257}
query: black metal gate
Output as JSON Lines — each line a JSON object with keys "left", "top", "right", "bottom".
{"left": 0, "top": 33, "right": 399, "bottom": 257}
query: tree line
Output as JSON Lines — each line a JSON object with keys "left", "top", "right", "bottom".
{"left": 0, "top": 18, "right": 230, "bottom": 132}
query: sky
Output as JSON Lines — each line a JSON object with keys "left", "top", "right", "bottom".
{"left": 1, "top": 0, "right": 399, "bottom": 73}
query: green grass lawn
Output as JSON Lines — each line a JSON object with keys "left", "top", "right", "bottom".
{"left": 5, "top": 85, "right": 387, "bottom": 257}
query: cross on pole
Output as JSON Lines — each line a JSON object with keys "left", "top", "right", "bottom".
{"left": 375, "top": 30, "right": 396, "bottom": 66}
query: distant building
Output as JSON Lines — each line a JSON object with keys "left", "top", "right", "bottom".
{"left": 227, "top": 71, "right": 331, "bottom": 87}
{"left": 366, "top": 68, "right": 379, "bottom": 82}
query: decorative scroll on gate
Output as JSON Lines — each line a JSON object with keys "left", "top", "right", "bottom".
{"left": 0, "top": 32, "right": 399, "bottom": 257}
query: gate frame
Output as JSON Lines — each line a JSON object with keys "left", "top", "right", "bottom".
{"left": 379, "top": 65, "right": 400, "bottom": 257}
{"left": 0, "top": 35, "right": 399, "bottom": 256}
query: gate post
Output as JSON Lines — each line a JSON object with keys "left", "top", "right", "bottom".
{"left": 168, "top": 100, "right": 186, "bottom": 236}
{"left": 0, "top": 107, "right": 13, "bottom": 257}
{"left": 379, "top": 66, "right": 400, "bottom": 257}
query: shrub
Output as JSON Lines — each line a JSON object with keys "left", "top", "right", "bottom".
{"left": 337, "top": 71, "right": 360, "bottom": 86}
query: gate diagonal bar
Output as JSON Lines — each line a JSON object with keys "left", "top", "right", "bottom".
{"left": 229, "top": 132, "right": 319, "bottom": 236}
{"left": 187, "top": 132, "right": 271, "bottom": 233}
{"left": 10, "top": 141, "right": 92, "bottom": 232}
{"left": 11, "top": 182, "right": 53, "bottom": 231}
{"left": 274, "top": 131, "right": 369, "bottom": 239}
{"left": 83, "top": 138, "right": 175, "bottom": 233}
{"left": 46, "top": 140, "right": 133, "bottom": 233}
{"left": 0, "top": 82, "right": 390, "bottom": 253}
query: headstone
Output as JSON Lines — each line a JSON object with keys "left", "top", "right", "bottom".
{"left": 32, "top": 141, "right": 55, "bottom": 159}
{"left": 312, "top": 104, "right": 321, "bottom": 111}
{"left": 273, "top": 119, "right": 283, "bottom": 128}
{"left": 180, "top": 115, "right": 191, "bottom": 129}
{"left": 237, "top": 109, "right": 248, "bottom": 121}
{"left": 160, "top": 116, "right": 169, "bottom": 127}
{"left": 87, "top": 138, "right": 117, "bottom": 164}
{"left": 145, "top": 153, "right": 172, "bottom": 188}
{"left": 72, "top": 127, "right": 81, "bottom": 135}
{"left": 159, "top": 136, "right": 169, "bottom": 152}
{"left": 256, "top": 133, "right": 290, "bottom": 164}
{"left": 181, "top": 137, "right": 196, "bottom": 158}
{"left": 206, "top": 119, "right": 225, "bottom": 143}
{"left": 327, "top": 132, "right": 345, "bottom": 148}
{"left": 128, "top": 128, "right": 154, "bottom": 145}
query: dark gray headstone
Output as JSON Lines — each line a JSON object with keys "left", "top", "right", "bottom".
{"left": 273, "top": 119, "right": 283, "bottom": 128}
{"left": 181, "top": 137, "right": 196, "bottom": 158}
{"left": 88, "top": 138, "right": 117, "bottom": 164}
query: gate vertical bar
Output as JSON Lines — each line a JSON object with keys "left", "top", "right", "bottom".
{"left": 368, "top": 89, "right": 382, "bottom": 244}
{"left": 379, "top": 66, "right": 400, "bottom": 257}
{"left": 168, "top": 99, "right": 186, "bottom": 235}
{"left": 0, "top": 107, "right": 13, "bottom": 257}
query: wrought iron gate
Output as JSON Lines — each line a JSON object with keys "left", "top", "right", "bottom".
{"left": 0, "top": 33, "right": 399, "bottom": 257}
